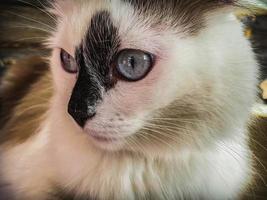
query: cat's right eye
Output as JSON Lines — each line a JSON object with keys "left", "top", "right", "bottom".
{"left": 60, "top": 49, "right": 78, "bottom": 73}
{"left": 115, "top": 49, "right": 154, "bottom": 82}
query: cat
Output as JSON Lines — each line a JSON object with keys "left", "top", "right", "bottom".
{"left": 0, "top": 0, "right": 263, "bottom": 199}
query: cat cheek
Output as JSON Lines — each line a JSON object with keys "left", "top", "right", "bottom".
{"left": 114, "top": 62, "right": 167, "bottom": 112}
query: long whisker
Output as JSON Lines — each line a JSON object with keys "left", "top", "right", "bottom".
{"left": 36, "top": 0, "right": 57, "bottom": 22}
{"left": 126, "top": 136, "right": 147, "bottom": 155}
{"left": 6, "top": 11, "right": 55, "bottom": 31}
{"left": 144, "top": 122, "right": 190, "bottom": 135}
{"left": 15, "top": 36, "right": 48, "bottom": 42}
{"left": 217, "top": 142, "right": 267, "bottom": 187}
{"left": 146, "top": 121, "right": 194, "bottom": 130}
{"left": 141, "top": 127, "right": 179, "bottom": 151}
{"left": 17, "top": 0, "right": 57, "bottom": 23}
{"left": 250, "top": 137, "right": 267, "bottom": 153}
{"left": 9, "top": 25, "right": 52, "bottom": 34}
{"left": 15, "top": 104, "right": 49, "bottom": 117}
{"left": 9, "top": 116, "right": 47, "bottom": 129}
{"left": 152, "top": 117, "right": 205, "bottom": 123}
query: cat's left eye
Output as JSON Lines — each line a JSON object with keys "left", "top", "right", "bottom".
{"left": 60, "top": 49, "right": 78, "bottom": 73}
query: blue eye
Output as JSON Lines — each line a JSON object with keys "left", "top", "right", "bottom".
{"left": 116, "top": 49, "right": 154, "bottom": 81}
{"left": 60, "top": 49, "right": 78, "bottom": 73}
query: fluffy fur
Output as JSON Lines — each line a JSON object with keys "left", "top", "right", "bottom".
{"left": 0, "top": 0, "right": 259, "bottom": 199}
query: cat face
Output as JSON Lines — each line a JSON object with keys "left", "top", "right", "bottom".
{"left": 49, "top": 0, "right": 257, "bottom": 153}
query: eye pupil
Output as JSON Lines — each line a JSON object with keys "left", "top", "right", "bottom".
{"left": 128, "top": 56, "right": 135, "bottom": 68}
{"left": 116, "top": 49, "right": 154, "bottom": 81}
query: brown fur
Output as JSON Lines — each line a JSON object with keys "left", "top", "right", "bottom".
{"left": 241, "top": 117, "right": 267, "bottom": 199}
{"left": 129, "top": 92, "right": 225, "bottom": 154}
{"left": 123, "top": 0, "right": 235, "bottom": 34}
{"left": 0, "top": 57, "right": 52, "bottom": 147}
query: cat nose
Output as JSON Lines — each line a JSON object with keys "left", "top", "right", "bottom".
{"left": 68, "top": 103, "right": 96, "bottom": 128}
{"left": 67, "top": 62, "right": 102, "bottom": 128}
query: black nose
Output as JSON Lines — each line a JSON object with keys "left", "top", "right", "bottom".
{"left": 68, "top": 44, "right": 103, "bottom": 128}
{"left": 68, "top": 72, "right": 101, "bottom": 127}
{"left": 68, "top": 102, "right": 96, "bottom": 127}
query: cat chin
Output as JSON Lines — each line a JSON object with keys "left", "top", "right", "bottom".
{"left": 89, "top": 136, "right": 127, "bottom": 152}
{"left": 82, "top": 127, "right": 128, "bottom": 151}
{"left": 95, "top": 142, "right": 126, "bottom": 152}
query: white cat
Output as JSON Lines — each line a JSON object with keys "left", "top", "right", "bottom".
{"left": 0, "top": 0, "right": 259, "bottom": 199}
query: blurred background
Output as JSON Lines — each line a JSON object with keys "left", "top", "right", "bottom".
{"left": 0, "top": 0, "right": 53, "bottom": 77}
{"left": 0, "top": 0, "right": 267, "bottom": 111}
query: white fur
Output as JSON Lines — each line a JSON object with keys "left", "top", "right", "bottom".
{"left": 1, "top": 1, "right": 258, "bottom": 199}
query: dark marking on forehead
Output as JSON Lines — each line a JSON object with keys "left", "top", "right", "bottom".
{"left": 122, "top": 0, "right": 235, "bottom": 34}
{"left": 80, "top": 10, "right": 120, "bottom": 88}
{"left": 68, "top": 11, "right": 120, "bottom": 127}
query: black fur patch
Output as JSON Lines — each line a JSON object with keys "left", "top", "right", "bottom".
{"left": 68, "top": 11, "right": 120, "bottom": 127}
{"left": 122, "top": 0, "right": 234, "bottom": 34}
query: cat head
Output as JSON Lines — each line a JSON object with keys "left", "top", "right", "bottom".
{"left": 48, "top": 0, "right": 257, "bottom": 155}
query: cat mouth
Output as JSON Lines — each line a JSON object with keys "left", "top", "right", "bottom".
{"left": 89, "top": 133, "right": 127, "bottom": 151}
{"left": 90, "top": 135, "right": 119, "bottom": 143}
{"left": 84, "top": 128, "right": 125, "bottom": 145}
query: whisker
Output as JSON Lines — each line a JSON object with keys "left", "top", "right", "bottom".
{"left": 6, "top": 11, "right": 55, "bottom": 31}
{"left": 146, "top": 122, "right": 192, "bottom": 132}
{"left": 152, "top": 117, "right": 205, "bottom": 123}
{"left": 141, "top": 127, "right": 178, "bottom": 151}
{"left": 126, "top": 136, "right": 147, "bottom": 155}
{"left": 143, "top": 127, "right": 186, "bottom": 141}
{"left": 36, "top": 0, "right": 57, "bottom": 22}
{"left": 15, "top": 104, "right": 49, "bottom": 117}
{"left": 9, "top": 25, "right": 52, "bottom": 34}
{"left": 217, "top": 142, "right": 267, "bottom": 187}
{"left": 217, "top": 142, "right": 245, "bottom": 163}
{"left": 144, "top": 123, "right": 190, "bottom": 136}
{"left": 17, "top": 0, "right": 57, "bottom": 23}
{"left": 250, "top": 137, "right": 267, "bottom": 154}
{"left": 250, "top": 152, "right": 267, "bottom": 186}
{"left": 15, "top": 36, "right": 48, "bottom": 42}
